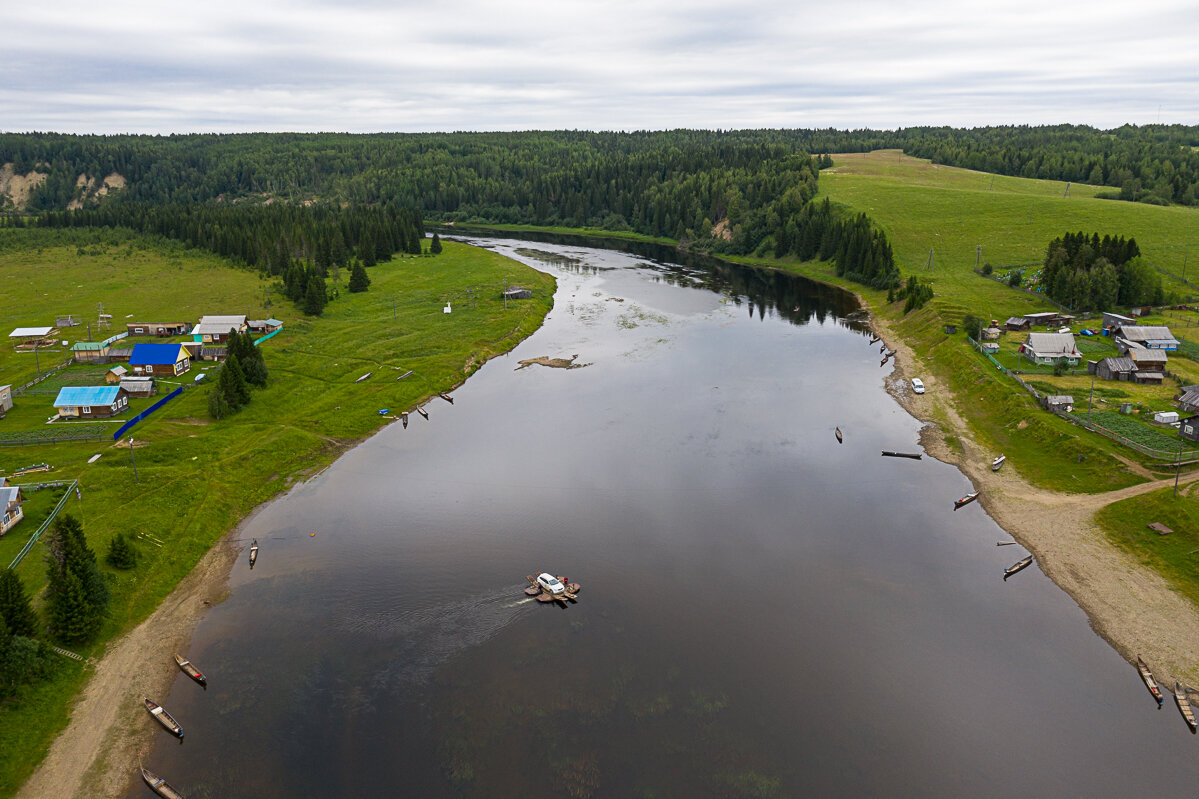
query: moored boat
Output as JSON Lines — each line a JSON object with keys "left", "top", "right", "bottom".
{"left": 953, "top": 491, "right": 980, "bottom": 510}
{"left": 174, "top": 654, "right": 207, "bottom": 687}
{"left": 141, "top": 765, "right": 186, "bottom": 799}
{"left": 416, "top": 406, "right": 429, "bottom": 420}
{"left": 881, "top": 451, "right": 922, "bottom": 460}
{"left": 1175, "top": 682, "right": 1197, "bottom": 732}
{"left": 439, "top": 392, "right": 454, "bottom": 404}
{"left": 1003, "top": 555, "right": 1033, "bottom": 581}
{"left": 835, "top": 427, "right": 843, "bottom": 443}
{"left": 144, "top": 697, "right": 184, "bottom": 738}
{"left": 992, "top": 454, "right": 1005, "bottom": 471}
{"left": 1136, "top": 656, "right": 1163, "bottom": 706}
{"left": 249, "top": 539, "right": 259, "bottom": 568}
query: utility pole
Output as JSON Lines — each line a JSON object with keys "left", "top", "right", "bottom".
{"left": 33, "top": 342, "right": 40, "bottom": 376}
{"left": 1175, "top": 436, "right": 1184, "bottom": 497}
{"left": 129, "top": 437, "right": 139, "bottom": 484}
{"left": 1087, "top": 376, "right": 1095, "bottom": 422}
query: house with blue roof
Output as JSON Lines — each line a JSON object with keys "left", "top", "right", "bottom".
{"left": 52, "top": 386, "right": 129, "bottom": 419}
{"left": 129, "top": 342, "right": 190, "bottom": 377}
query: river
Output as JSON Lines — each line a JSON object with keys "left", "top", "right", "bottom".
{"left": 129, "top": 238, "right": 1199, "bottom": 798}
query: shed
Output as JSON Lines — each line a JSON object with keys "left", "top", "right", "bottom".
{"left": 1095, "top": 356, "right": 1135, "bottom": 381}
{"left": 248, "top": 318, "right": 284, "bottom": 333}
{"left": 1178, "top": 388, "right": 1199, "bottom": 414}
{"left": 1103, "top": 312, "right": 1136, "bottom": 330}
{"left": 1004, "top": 317, "right": 1031, "bottom": 331}
{"left": 119, "top": 377, "right": 156, "bottom": 397}
{"left": 200, "top": 346, "right": 228, "bottom": 362}
{"left": 0, "top": 384, "right": 12, "bottom": 413}
{"left": 9, "top": 327, "right": 55, "bottom": 349}
{"left": 55, "top": 314, "right": 81, "bottom": 327}
{"left": 1043, "top": 395, "right": 1074, "bottom": 412}
{"left": 982, "top": 327, "right": 1001, "bottom": 340}
{"left": 52, "top": 386, "right": 129, "bottom": 419}
{"left": 982, "top": 342, "right": 1000, "bottom": 354}
{"left": 129, "top": 342, "right": 191, "bottom": 376}
{"left": 1, "top": 478, "right": 25, "bottom": 535}
{"left": 105, "top": 365, "right": 128, "bottom": 383}
{"left": 106, "top": 347, "right": 133, "bottom": 363}
{"left": 71, "top": 339, "right": 111, "bottom": 363}
{"left": 1154, "top": 411, "right": 1180, "bottom": 424}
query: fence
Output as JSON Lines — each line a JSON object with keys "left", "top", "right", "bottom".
{"left": 969, "top": 337, "right": 1199, "bottom": 464}
{"left": 11, "top": 358, "right": 74, "bottom": 396}
{"left": 112, "top": 387, "right": 183, "bottom": 441}
{"left": 0, "top": 427, "right": 110, "bottom": 447}
{"left": 7, "top": 480, "right": 79, "bottom": 570}
{"left": 253, "top": 328, "right": 282, "bottom": 346}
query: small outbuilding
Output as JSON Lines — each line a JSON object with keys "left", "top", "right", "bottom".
{"left": 105, "top": 365, "right": 128, "bottom": 383}
{"left": 126, "top": 322, "right": 190, "bottom": 337}
{"left": 1154, "top": 411, "right": 1180, "bottom": 424}
{"left": 0, "top": 384, "right": 12, "bottom": 413}
{"left": 119, "top": 376, "right": 156, "bottom": 397}
{"left": 9, "top": 327, "right": 55, "bottom": 349}
{"left": 1042, "top": 395, "right": 1074, "bottom": 412}
{"left": 52, "top": 386, "right": 129, "bottom": 419}
{"left": 1004, "top": 317, "right": 1031, "bottom": 331}
{"left": 1, "top": 478, "right": 25, "bottom": 536}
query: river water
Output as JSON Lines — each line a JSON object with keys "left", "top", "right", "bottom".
{"left": 131, "top": 238, "right": 1199, "bottom": 798}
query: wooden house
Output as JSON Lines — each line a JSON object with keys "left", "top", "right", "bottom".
{"left": 192, "top": 315, "right": 248, "bottom": 344}
{"left": 1115, "top": 325, "right": 1179, "bottom": 351}
{"left": 1021, "top": 332, "right": 1080, "bottom": 365}
{"left": 0, "top": 478, "right": 25, "bottom": 536}
{"left": 129, "top": 343, "right": 190, "bottom": 376}
{"left": 52, "top": 386, "right": 129, "bottom": 419}
{"left": 1042, "top": 395, "right": 1074, "bottom": 412}
{"left": 1180, "top": 417, "right": 1199, "bottom": 444}
{"left": 1023, "top": 312, "right": 1076, "bottom": 328}
{"left": 1092, "top": 356, "right": 1161, "bottom": 384}
{"left": 105, "top": 365, "right": 128, "bottom": 383}
{"left": 200, "top": 346, "right": 227, "bottom": 362}
{"left": 126, "top": 322, "right": 190, "bottom": 337}
{"left": 1004, "top": 317, "right": 1031, "bottom": 331}
{"left": 0, "top": 384, "right": 12, "bottom": 413}
{"left": 1102, "top": 312, "right": 1136, "bottom": 331}
{"left": 106, "top": 347, "right": 133, "bottom": 363}
{"left": 1176, "top": 387, "right": 1199, "bottom": 415}
{"left": 247, "top": 318, "right": 283, "bottom": 334}
{"left": 1128, "top": 348, "right": 1167, "bottom": 373}
{"left": 72, "top": 332, "right": 129, "bottom": 363}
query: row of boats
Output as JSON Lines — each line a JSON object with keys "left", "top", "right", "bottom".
{"left": 1136, "top": 655, "right": 1198, "bottom": 733}
{"left": 139, "top": 654, "right": 208, "bottom": 796}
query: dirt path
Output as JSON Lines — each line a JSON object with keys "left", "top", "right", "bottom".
{"left": 15, "top": 529, "right": 242, "bottom": 799}
{"left": 876, "top": 317, "right": 1199, "bottom": 690}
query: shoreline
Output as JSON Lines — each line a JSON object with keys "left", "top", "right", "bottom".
{"left": 872, "top": 313, "right": 1199, "bottom": 692}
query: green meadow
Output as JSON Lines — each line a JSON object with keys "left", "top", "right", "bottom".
{"left": 0, "top": 228, "right": 554, "bottom": 795}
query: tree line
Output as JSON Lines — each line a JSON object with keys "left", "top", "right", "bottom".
{"left": 1041, "top": 231, "right": 1161, "bottom": 311}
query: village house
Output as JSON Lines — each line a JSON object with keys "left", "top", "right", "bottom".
{"left": 1004, "top": 316, "right": 1031, "bottom": 332}
{"left": 247, "top": 318, "right": 283, "bottom": 334}
{"left": 1021, "top": 332, "right": 1081, "bottom": 365}
{"left": 1, "top": 478, "right": 25, "bottom": 536}
{"left": 52, "top": 386, "right": 129, "bottom": 419}
{"left": 192, "top": 315, "right": 248, "bottom": 344}
{"left": 126, "top": 322, "right": 190, "bottom": 337}
{"left": 129, "top": 342, "right": 191, "bottom": 377}
{"left": 1177, "top": 386, "right": 1199, "bottom": 415}
{"left": 1114, "top": 325, "right": 1179, "bottom": 351}
{"left": 1023, "top": 312, "right": 1076, "bottom": 329}
{"left": 1128, "top": 347, "right": 1168, "bottom": 373}
{"left": 1092, "top": 356, "right": 1163, "bottom": 385}
{"left": 1180, "top": 416, "right": 1199, "bottom": 444}
{"left": 1102, "top": 312, "right": 1137, "bottom": 332}
{"left": 0, "top": 384, "right": 12, "bottom": 414}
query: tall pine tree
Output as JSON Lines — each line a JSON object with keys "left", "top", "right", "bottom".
{"left": 44, "top": 514, "right": 109, "bottom": 644}
{"left": 0, "top": 569, "right": 38, "bottom": 638}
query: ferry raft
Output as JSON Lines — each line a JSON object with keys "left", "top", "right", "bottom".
{"left": 524, "top": 573, "right": 581, "bottom": 604}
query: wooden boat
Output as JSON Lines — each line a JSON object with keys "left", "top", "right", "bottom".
{"left": 439, "top": 392, "right": 454, "bottom": 404}
{"left": 881, "top": 451, "right": 922, "bottom": 460}
{"left": 173, "top": 654, "right": 207, "bottom": 687}
{"left": 141, "top": 765, "right": 186, "bottom": 799}
{"left": 880, "top": 356, "right": 889, "bottom": 367}
{"left": 1175, "top": 682, "right": 1197, "bottom": 732}
{"left": 249, "top": 539, "right": 259, "bottom": 568}
{"left": 396, "top": 369, "right": 413, "bottom": 380}
{"left": 992, "top": 454, "right": 1006, "bottom": 471}
{"left": 355, "top": 372, "right": 372, "bottom": 383}
{"left": 869, "top": 335, "right": 881, "bottom": 345}
{"left": 144, "top": 698, "right": 184, "bottom": 738}
{"left": 416, "top": 406, "right": 429, "bottom": 420}
{"left": 1136, "top": 656, "right": 1163, "bottom": 706}
{"left": 1003, "top": 555, "right": 1033, "bottom": 581}
{"left": 953, "top": 491, "right": 980, "bottom": 510}
{"left": 401, "top": 412, "right": 409, "bottom": 429}
{"left": 835, "top": 427, "right": 843, "bottom": 443}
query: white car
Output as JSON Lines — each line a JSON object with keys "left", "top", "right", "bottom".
{"left": 536, "top": 573, "right": 565, "bottom": 595}
{"left": 911, "top": 378, "right": 925, "bottom": 394}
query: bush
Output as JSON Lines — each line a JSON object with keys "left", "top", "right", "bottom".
{"left": 105, "top": 532, "right": 137, "bottom": 570}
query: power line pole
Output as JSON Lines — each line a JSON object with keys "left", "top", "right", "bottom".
{"left": 1087, "top": 376, "right": 1095, "bottom": 422}
{"left": 1175, "top": 436, "right": 1184, "bottom": 497}
{"left": 129, "top": 437, "right": 139, "bottom": 484}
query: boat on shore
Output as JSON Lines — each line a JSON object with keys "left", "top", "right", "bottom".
{"left": 1136, "top": 656, "right": 1163, "bottom": 706}
{"left": 144, "top": 698, "right": 184, "bottom": 738}
{"left": 439, "top": 392, "right": 454, "bottom": 404}
{"left": 992, "top": 454, "right": 1005, "bottom": 471}
{"left": 953, "top": 491, "right": 980, "bottom": 510}
{"left": 1175, "top": 682, "right": 1197, "bottom": 732}
{"left": 249, "top": 539, "right": 258, "bottom": 568}
{"left": 141, "top": 764, "right": 186, "bottom": 799}
{"left": 174, "top": 654, "right": 207, "bottom": 687}
{"left": 1003, "top": 555, "right": 1033, "bottom": 581}
{"left": 417, "top": 406, "right": 429, "bottom": 420}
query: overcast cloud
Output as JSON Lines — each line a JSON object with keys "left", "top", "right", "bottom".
{"left": 3, "top": 0, "right": 1197, "bottom": 134}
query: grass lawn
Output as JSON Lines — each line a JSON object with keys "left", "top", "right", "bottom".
{"left": 0, "top": 227, "right": 555, "bottom": 796}
{"left": 1099, "top": 484, "right": 1199, "bottom": 608}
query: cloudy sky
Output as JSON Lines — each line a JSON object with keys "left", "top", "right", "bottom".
{"left": 4, "top": 0, "right": 1197, "bottom": 134}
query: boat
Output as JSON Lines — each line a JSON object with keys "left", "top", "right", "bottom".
{"left": 396, "top": 369, "right": 414, "bottom": 380}
{"left": 377, "top": 408, "right": 390, "bottom": 415}
{"left": 144, "top": 698, "right": 184, "bottom": 738}
{"left": 881, "top": 451, "right": 922, "bottom": 460}
{"left": 355, "top": 372, "right": 372, "bottom": 383}
{"left": 992, "top": 454, "right": 1006, "bottom": 471}
{"left": 140, "top": 765, "right": 186, "bottom": 799}
{"left": 416, "top": 406, "right": 429, "bottom": 420}
{"left": 835, "top": 427, "right": 843, "bottom": 443}
{"left": 1136, "top": 656, "right": 1163, "bottom": 706}
{"left": 401, "top": 412, "right": 409, "bottom": 429}
{"left": 249, "top": 539, "right": 259, "bottom": 568}
{"left": 1003, "top": 555, "right": 1033, "bottom": 581}
{"left": 174, "top": 654, "right": 207, "bottom": 687}
{"left": 1175, "top": 682, "right": 1197, "bottom": 732}
{"left": 880, "top": 356, "right": 890, "bottom": 367}
{"left": 439, "top": 392, "right": 454, "bottom": 404}
{"left": 953, "top": 491, "right": 980, "bottom": 510}
{"left": 525, "top": 573, "right": 581, "bottom": 604}
{"left": 869, "top": 335, "right": 881, "bottom": 344}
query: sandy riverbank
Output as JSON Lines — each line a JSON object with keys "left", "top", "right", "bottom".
{"left": 873, "top": 315, "right": 1199, "bottom": 693}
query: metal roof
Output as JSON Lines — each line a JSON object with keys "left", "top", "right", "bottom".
{"left": 0, "top": 486, "right": 21, "bottom": 506}
{"left": 71, "top": 340, "right": 109, "bottom": 351}
{"left": 1118, "top": 326, "right": 1177, "bottom": 343}
{"left": 130, "top": 343, "right": 186, "bottom": 365}
{"left": 1129, "top": 348, "right": 1168, "bottom": 362}
{"left": 53, "top": 386, "right": 123, "bottom": 406}
{"left": 195, "top": 315, "right": 247, "bottom": 335}
{"left": 1100, "top": 356, "right": 1135, "bottom": 372}
{"left": 1025, "top": 332, "right": 1079, "bottom": 357}
{"left": 9, "top": 327, "right": 53, "bottom": 337}
{"left": 1134, "top": 371, "right": 1165, "bottom": 380}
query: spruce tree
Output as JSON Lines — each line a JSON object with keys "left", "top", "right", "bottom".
{"left": 303, "top": 274, "right": 327, "bottom": 315}
{"left": 208, "top": 383, "right": 231, "bottom": 418}
{"left": 44, "top": 514, "right": 108, "bottom": 643}
{"left": 106, "top": 532, "right": 137, "bottom": 570}
{"left": 224, "top": 353, "right": 251, "bottom": 407}
{"left": 430, "top": 233, "right": 442, "bottom": 255}
{"left": 0, "top": 569, "right": 38, "bottom": 638}
{"left": 349, "top": 262, "right": 370, "bottom": 293}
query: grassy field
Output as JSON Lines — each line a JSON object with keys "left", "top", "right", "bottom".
{"left": 0, "top": 227, "right": 555, "bottom": 796}
{"left": 1099, "top": 484, "right": 1199, "bottom": 608}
